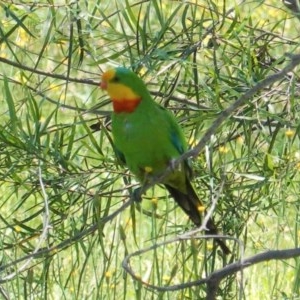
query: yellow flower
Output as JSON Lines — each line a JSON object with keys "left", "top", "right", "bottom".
{"left": 14, "top": 72, "right": 28, "bottom": 84}
{"left": 219, "top": 145, "right": 229, "bottom": 153}
{"left": 151, "top": 197, "right": 158, "bottom": 209}
{"left": 138, "top": 67, "right": 147, "bottom": 77}
{"left": 16, "top": 28, "right": 30, "bottom": 47}
{"left": 189, "top": 136, "right": 197, "bottom": 147}
{"left": 285, "top": 129, "right": 295, "bottom": 138}
{"left": 206, "top": 243, "right": 214, "bottom": 251}
{"left": 14, "top": 225, "right": 22, "bottom": 232}
{"left": 105, "top": 271, "right": 112, "bottom": 279}
{"left": 237, "top": 136, "right": 244, "bottom": 144}
{"left": 197, "top": 205, "right": 205, "bottom": 213}
{"left": 50, "top": 247, "right": 58, "bottom": 255}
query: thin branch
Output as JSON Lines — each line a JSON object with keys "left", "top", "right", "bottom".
{"left": 122, "top": 236, "right": 300, "bottom": 292}
{"left": 122, "top": 233, "right": 238, "bottom": 291}
{"left": 0, "top": 57, "right": 99, "bottom": 86}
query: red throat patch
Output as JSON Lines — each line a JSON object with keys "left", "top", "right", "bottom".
{"left": 112, "top": 98, "right": 142, "bottom": 113}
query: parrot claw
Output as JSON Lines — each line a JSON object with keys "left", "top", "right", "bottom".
{"left": 132, "top": 187, "right": 143, "bottom": 202}
{"left": 169, "top": 159, "right": 176, "bottom": 171}
{"left": 169, "top": 159, "right": 180, "bottom": 172}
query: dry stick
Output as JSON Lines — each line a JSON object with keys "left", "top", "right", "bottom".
{"left": 122, "top": 241, "right": 300, "bottom": 291}
{"left": 0, "top": 57, "right": 99, "bottom": 86}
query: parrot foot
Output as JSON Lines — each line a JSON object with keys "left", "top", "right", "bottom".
{"left": 168, "top": 159, "right": 176, "bottom": 172}
{"left": 169, "top": 159, "right": 180, "bottom": 172}
{"left": 132, "top": 187, "right": 143, "bottom": 202}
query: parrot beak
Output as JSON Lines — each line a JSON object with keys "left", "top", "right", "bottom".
{"left": 100, "top": 80, "right": 107, "bottom": 90}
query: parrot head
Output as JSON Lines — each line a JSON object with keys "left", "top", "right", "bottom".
{"left": 101, "top": 67, "right": 149, "bottom": 113}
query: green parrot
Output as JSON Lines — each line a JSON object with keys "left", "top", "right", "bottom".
{"left": 100, "top": 67, "right": 230, "bottom": 254}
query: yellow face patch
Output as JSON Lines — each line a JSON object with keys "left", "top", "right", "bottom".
{"left": 101, "top": 69, "right": 140, "bottom": 102}
{"left": 107, "top": 83, "right": 140, "bottom": 101}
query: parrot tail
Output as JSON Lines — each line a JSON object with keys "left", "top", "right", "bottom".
{"left": 164, "top": 182, "right": 230, "bottom": 255}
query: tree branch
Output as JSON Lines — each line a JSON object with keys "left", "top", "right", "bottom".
{"left": 122, "top": 234, "right": 300, "bottom": 294}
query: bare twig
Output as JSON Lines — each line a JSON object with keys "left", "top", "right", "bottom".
{"left": 122, "top": 239, "right": 300, "bottom": 292}
{"left": 0, "top": 286, "right": 9, "bottom": 300}
{"left": 0, "top": 57, "right": 99, "bottom": 86}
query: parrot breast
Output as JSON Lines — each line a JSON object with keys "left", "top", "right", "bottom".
{"left": 112, "top": 98, "right": 141, "bottom": 113}
{"left": 111, "top": 105, "right": 185, "bottom": 183}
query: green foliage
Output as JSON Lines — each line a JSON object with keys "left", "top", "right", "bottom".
{"left": 0, "top": 0, "right": 299, "bottom": 299}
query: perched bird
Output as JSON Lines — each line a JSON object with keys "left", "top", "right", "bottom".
{"left": 100, "top": 67, "right": 230, "bottom": 254}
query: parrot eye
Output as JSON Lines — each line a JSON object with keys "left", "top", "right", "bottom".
{"left": 112, "top": 76, "right": 120, "bottom": 83}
